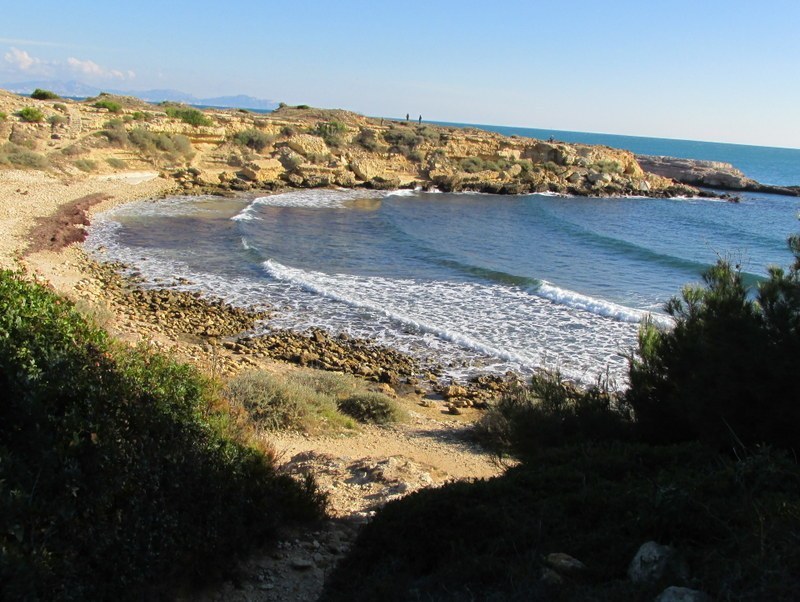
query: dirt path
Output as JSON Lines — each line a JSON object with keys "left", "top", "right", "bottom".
{"left": 185, "top": 404, "right": 507, "bottom": 602}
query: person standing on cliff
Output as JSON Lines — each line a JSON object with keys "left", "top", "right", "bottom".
{"left": 418, "top": 115, "right": 422, "bottom": 123}
{"left": 406, "top": 113, "right": 409, "bottom": 121}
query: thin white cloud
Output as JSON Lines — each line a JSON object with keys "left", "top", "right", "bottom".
{"left": 1, "top": 47, "right": 134, "bottom": 81}
{"left": 67, "top": 56, "right": 134, "bottom": 80}
{"left": 4, "top": 47, "right": 43, "bottom": 71}
{"left": 0, "top": 37, "right": 77, "bottom": 48}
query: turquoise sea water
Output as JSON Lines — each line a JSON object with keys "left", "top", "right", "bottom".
{"left": 86, "top": 129, "right": 800, "bottom": 385}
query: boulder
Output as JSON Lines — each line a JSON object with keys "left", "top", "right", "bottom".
{"left": 544, "top": 552, "right": 587, "bottom": 576}
{"left": 287, "top": 133, "right": 329, "bottom": 157}
{"left": 627, "top": 541, "right": 689, "bottom": 585}
{"left": 654, "top": 586, "right": 711, "bottom": 602}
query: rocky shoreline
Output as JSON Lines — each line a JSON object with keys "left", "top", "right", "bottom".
{"left": 82, "top": 259, "right": 521, "bottom": 412}
{"left": 636, "top": 154, "right": 800, "bottom": 197}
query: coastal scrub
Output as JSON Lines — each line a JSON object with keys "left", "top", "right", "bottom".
{"left": 0, "top": 271, "right": 324, "bottom": 600}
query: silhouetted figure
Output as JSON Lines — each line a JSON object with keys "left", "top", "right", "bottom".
{"left": 418, "top": 115, "right": 422, "bottom": 123}
{"left": 548, "top": 135, "right": 555, "bottom": 143}
{"left": 406, "top": 113, "right": 409, "bottom": 121}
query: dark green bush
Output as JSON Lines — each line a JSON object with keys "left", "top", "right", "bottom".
{"left": 356, "top": 128, "right": 383, "bottom": 151}
{"left": 0, "top": 272, "right": 324, "bottom": 600}
{"left": 338, "top": 392, "right": 404, "bottom": 424}
{"left": 31, "top": 88, "right": 59, "bottom": 100}
{"left": 17, "top": 107, "right": 45, "bottom": 122}
{"left": 233, "top": 128, "right": 273, "bottom": 152}
{"left": 94, "top": 99, "right": 122, "bottom": 113}
{"left": 627, "top": 234, "right": 800, "bottom": 450}
{"left": 0, "top": 111, "right": 7, "bottom": 121}
{"left": 164, "top": 106, "right": 213, "bottom": 127}
{"left": 476, "top": 371, "right": 632, "bottom": 458}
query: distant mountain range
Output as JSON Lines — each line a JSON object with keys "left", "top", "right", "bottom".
{"left": 0, "top": 80, "right": 280, "bottom": 111}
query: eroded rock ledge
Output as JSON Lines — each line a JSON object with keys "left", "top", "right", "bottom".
{"left": 636, "top": 155, "right": 800, "bottom": 197}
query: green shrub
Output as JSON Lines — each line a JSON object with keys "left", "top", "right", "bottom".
{"left": 0, "top": 111, "right": 6, "bottom": 121}
{"left": 164, "top": 106, "right": 213, "bottom": 127}
{"left": 47, "top": 114, "right": 67, "bottom": 126}
{"left": 131, "top": 110, "right": 152, "bottom": 121}
{"left": 356, "top": 128, "right": 383, "bottom": 152}
{"left": 94, "top": 99, "right": 122, "bottom": 113}
{"left": 61, "top": 144, "right": 86, "bottom": 157}
{"left": 627, "top": 236, "right": 800, "bottom": 450}
{"left": 53, "top": 102, "right": 67, "bottom": 112}
{"left": 296, "top": 104, "right": 311, "bottom": 109}
{"left": 127, "top": 128, "right": 194, "bottom": 162}
{"left": 338, "top": 392, "right": 404, "bottom": 424}
{"left": 99, "top": 119, "right": 128, "bottom": 146}
{"left": 233, "top": 128, "right": 273, "bottom": 152}
{"left": 17, "top": 107, "right": 45, "bottom": 122}
{"left": 594, "top": 159, "right": 623, "bottom": 174}
{"left": 313, "top": 121, "right": 348, "bottom": 148}
{"left": 0, "top": 142, "right": 49, "bottom": 169}
{"left": 74, "top": 158, "right": 97, "bottom": 172}
{"left": 281, "top": 125, "right": 298, "bottom": 137}
{"left": 0, "top": 272, "right": 324, "bottom": 600}
{"left": 224, "top": 370, "right": 355, "bottom": 434}
{"left": 31, "top": 88, "right": 59, "bottom": 100}
{"left": 106, "top": 157, "right": 127, "bottom": 169}
{"left": 475, "top": 370, "right": 631, "bottom": 458}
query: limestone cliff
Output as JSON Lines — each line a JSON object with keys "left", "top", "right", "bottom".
{"left": 0, "top": 89, "right": 697, "bottom": 197}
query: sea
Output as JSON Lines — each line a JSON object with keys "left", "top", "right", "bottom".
{"left": 85, "top": 125, "right": 800, "bottom": 386}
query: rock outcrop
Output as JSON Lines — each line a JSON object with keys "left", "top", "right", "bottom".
{"left": 637, "top": 154, "right": 800, "bottom": 196}
{"left": 0, "top": 88, "right": 703, "bottom": 199}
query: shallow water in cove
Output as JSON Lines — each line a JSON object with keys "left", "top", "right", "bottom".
{"left": 86, "top": 186, "right": 799, "bottom": 386}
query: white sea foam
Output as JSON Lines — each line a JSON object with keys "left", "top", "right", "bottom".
{"left": 536, "top": 281, "right": 673, "bottom": 328}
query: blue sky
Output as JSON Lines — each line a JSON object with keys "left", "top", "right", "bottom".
{"left": 2, "top": 0, "right": 798, "bottom": 148}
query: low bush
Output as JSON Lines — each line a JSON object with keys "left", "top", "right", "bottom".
{"left": 31, "top": 88, "right": 59, "bottom": 100}
{"left": 281, "top": 125, "right": 298, "bottom": 137}
{"left": 53, "top": 102, "right": 67, "bottom": 112}
{"left": 99, "top": 118, "right": 129, "bottom": 146}
{"left": 61, "top": 144, "right": 86, "bottom": 157}
{"left": 130, "top": 110, "right": 153, "bottom": 121}
{"left": 164, "top": 106, "right": 213, "bottom": 127}
{"left": 127, "top": 128, "right": 195, "bottom": 163}
{"left": 0, "top": 272, "right": 325, "bottom": 600}
{"left": 233, "top": 128, "right": 274, "bottom": 152}
{"left": 313, "top": 121, "right": 348, "bottom": 148}
{"left": 17, "top": 107, "right": 45, "bottom": 122}
{"left": 94, "top": 99, "right": 122, "bottom": 113}
{"left": 286, "top": 370, "right": 404, "bottom": 425}
{"left": 0, "top": 111, "right": 7, "bottom": 121}
{"left": 73, "top": 158, "right": 97, "bottom": 172}
{"left": 476, "top": 370, "right": 632, "bottom": 458}
{"left": 224, "top": 370, "right": 356, "bottom": 434}
{"left": 356, "top": 128, "right": 383, "bottom": 152}
{"left": 47, "top": 114, "right": 67, "bottom": 126}
{"left": 106, "top": 157, "right": 127, "bottom": 169}
{"left": 627, "top": 233, "right": 800, "bottom": 450}
{"left": 338, "top": 392, "right": 404, "bottom": 424}
{"left": 0, "top": 142, "right": 49, "bottom": 169}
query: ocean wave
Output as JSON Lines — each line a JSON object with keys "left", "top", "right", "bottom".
{"left": 230, "top": 188, "right": 388, "bottom": 221}
{"left": 536, "top": 281, "right": 672, "bottom": 327}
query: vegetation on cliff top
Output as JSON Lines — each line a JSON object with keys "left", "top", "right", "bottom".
{"left": 0, "top": 271, "right": 325, "bottom": 600}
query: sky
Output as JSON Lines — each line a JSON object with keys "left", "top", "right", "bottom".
{"left": 2, "top": 0, "right": 798, "bottom": 148}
